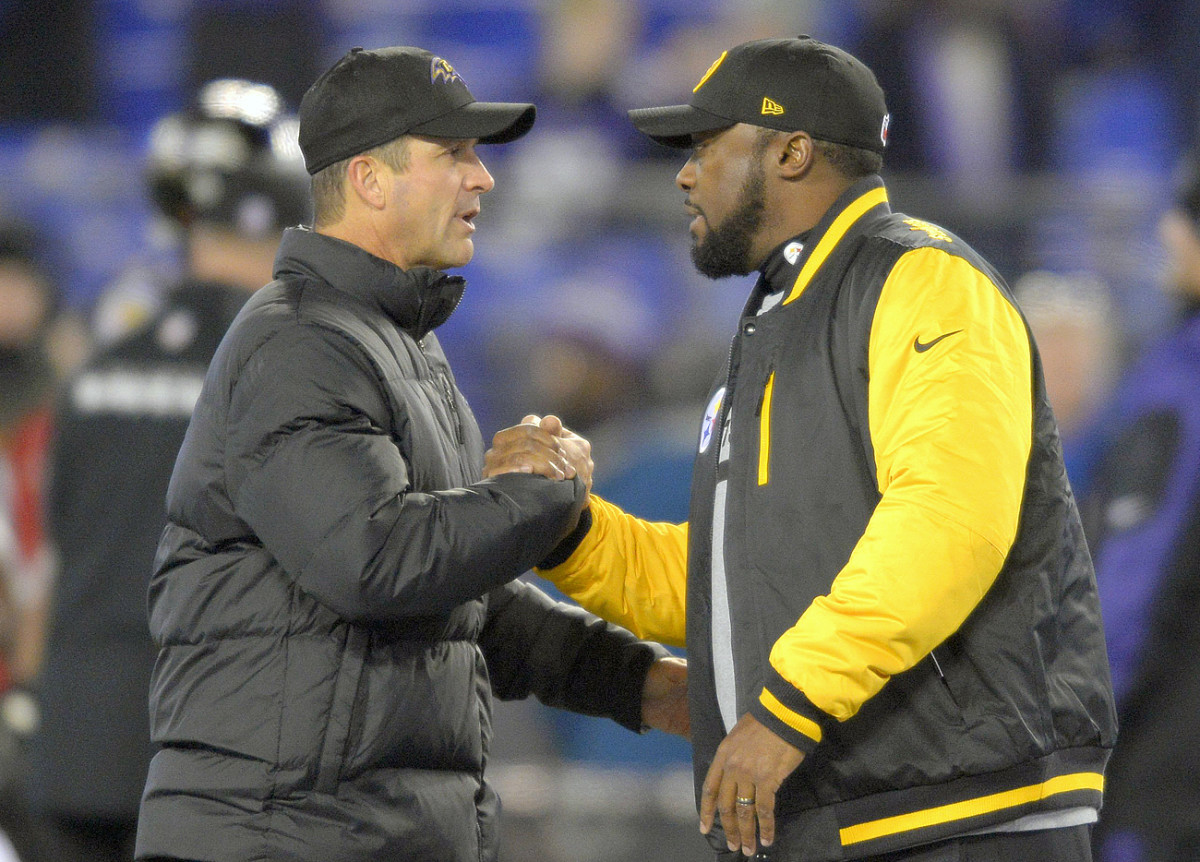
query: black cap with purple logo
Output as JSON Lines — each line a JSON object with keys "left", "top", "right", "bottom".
{"left": 629, "top": 36, "right": 889, "bottom": 154}
{"left": 298, "top": 46, "right": 536, "bottom": 175}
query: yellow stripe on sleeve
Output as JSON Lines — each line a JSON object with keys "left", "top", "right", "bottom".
{"left": 759, "top": 689, "right": 823, "bottom": 743}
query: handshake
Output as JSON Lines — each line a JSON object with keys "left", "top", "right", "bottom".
{"left": 482, "top": 414, "right": 593, "bottom": 500}
{"left": 484, "top": 416, "right": 691, "bottom": 741}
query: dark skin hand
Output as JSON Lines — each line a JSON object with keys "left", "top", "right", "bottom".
{"left": 482, "top": 417, "right": 580, "bottom": 482}
{"left": 699, "top": 713, "right": 805, "bottom": 856}
{"left": 483, "top": 414, "right": 594, "bottom": 498}
{"left": 523, "top": 413, "right": 593, "bottom": 502}
{"left": 486, "top": 416, "right": 687, "bottom": 738}
{"left": 641, "top": 656, "right": 690, "bottom": 738}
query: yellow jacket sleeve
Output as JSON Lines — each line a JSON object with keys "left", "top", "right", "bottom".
{"left": 536, "top": 495, "right": 688, "bottom": 647}
{"left": 765, "top": 246, "right": 1033, "bottom": 723}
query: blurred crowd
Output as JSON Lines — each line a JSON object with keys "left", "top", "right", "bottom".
{"left": 3, "top": 1, "right": 1200, "bottom": 861}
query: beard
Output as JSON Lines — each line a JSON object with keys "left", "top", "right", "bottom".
{"left": 690, "top": 164, "right": 766, "bottom": 279}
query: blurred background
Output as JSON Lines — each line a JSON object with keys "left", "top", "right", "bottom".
{"left": 2, "top": 1, "right": 1199, "bottom": 861}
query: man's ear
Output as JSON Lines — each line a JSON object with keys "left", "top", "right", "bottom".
{"left": 779, "top": 132, "right": 814, "bottom": 180}
{"left": 346, "top": 155, "right": 387, "bottom": 210}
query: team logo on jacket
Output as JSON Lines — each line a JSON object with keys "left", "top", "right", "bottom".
{"left": 903, "top": 218, "right": 952, "bottom": 243}
{"left": 783, "top": 241, "right": 803, "bottom": 265}
{"left": 699, "top": 387, "right": 725, "bottom": 453}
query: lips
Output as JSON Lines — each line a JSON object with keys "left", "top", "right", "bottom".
{"left": 457, "top": 207, "right": 480, "bottom": 231}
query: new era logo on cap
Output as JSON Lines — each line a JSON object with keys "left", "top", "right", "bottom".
{"left": 629, "top": 36, "right": 889, "bottom": 154}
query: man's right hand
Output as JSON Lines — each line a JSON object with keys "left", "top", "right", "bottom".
{"left": 483, "top": 418, "right": 577, "bottom": 481}
{"left": 527, "top": 414, "right": 592, "bottom": 504}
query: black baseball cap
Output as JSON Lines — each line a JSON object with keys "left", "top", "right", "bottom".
{"left": 298, "top": 46, "right": 536, "bottom": 175}
{"left": 629, "top": 36, "right": 889, "bottom": 153}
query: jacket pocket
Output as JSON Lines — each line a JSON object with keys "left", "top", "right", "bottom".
{"left": 757, "top": 368, "right": 776, "bottom": 486}
{"left": 929, "top": 648, "right": 963, "bottom": 715}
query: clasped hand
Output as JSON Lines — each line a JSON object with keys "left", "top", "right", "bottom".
{"left": 483, "top": 414, "right": 593, "bottom": 500}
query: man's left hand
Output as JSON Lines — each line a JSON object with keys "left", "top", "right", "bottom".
{"left": 699, "top": 712, "right": 805, "bottom": 857}
{"left": 641, "top": 656, "right": 689, "bottom": 737}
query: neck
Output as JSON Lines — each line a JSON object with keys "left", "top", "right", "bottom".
{"left": 752, "top": 171, "right": 856, "bottom": 269}
{"left": 318, "top": 210, "right": 407, "bottom": 270}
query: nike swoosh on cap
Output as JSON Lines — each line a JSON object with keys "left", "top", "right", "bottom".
{"left": 913, "top": 329, "right": 964, "bottom": 353}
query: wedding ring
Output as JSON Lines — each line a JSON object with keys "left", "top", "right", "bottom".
{"left": 736, "top": 796, "right": 755, "bottom": 806}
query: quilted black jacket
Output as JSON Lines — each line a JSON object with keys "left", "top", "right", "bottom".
{"left": 136, "top": 227, "right": 664, "bottom": 862}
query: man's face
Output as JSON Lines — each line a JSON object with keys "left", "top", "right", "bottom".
{"left": 382, "top": 136, "right": 495, "bottom": 271}
{"left": 675, "top": 125, "right": 769, "bottom": 278}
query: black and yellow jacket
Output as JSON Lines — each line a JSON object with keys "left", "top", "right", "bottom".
{"left": 539, "top": 176, "right": 1117, "bottom": 860}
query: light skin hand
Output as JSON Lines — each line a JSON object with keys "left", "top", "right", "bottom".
{"left": 522, "top": 414, "right": 594, "bottom": 504}
{"left": 640, "top": 656, "right": 689, "bottom": 738}
{"left": 482, "top": 420, "right": 575, "bottom": 481}
{"left": 699, "top": 712, "right": 805, "bottom": 856}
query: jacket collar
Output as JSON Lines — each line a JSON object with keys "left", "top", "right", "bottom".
{"left": 272, "top": 226, "right": 465, "bottom": 340}
{"left": 757, "top": 175, "right": 890, "bottom": 306}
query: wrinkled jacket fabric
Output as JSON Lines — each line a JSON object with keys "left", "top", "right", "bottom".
{"left": 136, "top": 227, "right": 662, "bottom": 862}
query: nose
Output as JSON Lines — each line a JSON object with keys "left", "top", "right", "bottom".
{"left": 467, "top": 149, "right": 495, "bottom": 194}
{"left": 676, "top": 157, "right": 696, "bottom": 193}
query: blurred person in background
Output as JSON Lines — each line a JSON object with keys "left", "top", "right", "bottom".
{"left": 133, "top": 46, "right": 686, "bottom": 862}
{"left": 850, "top": 0, "right": 1064, "bottom": 185}
{"left": 0, "top": 223, "right": 61, "bottom": 696}
{"left": 1013, "top": 270, "right": 1121, "bottom": 494}
{"left": 523, "top": 35, "right": 1116, "bottom": 861}
{"left": 1082, "top": 140, "right": 1200, "bottom": 862}
{"left": 24, "top": 78, "right": 311, "bottom": 862}
{"left": 0, "top": 220, "right": 76, "bottom": 862}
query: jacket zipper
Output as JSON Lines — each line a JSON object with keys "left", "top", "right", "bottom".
{"left": 439, "top": 373, "right": 465, "bottom": 445}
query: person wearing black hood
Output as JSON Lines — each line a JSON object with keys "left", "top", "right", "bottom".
{"left": 1082, "top": 143, "right": 1200, "bottom": 862}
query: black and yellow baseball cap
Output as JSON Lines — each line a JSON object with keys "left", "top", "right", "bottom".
{"left": 629, "top": 36, "right": 889, "bottom": 153}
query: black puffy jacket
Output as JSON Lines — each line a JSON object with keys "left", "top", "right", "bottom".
{"left": 135, "top": 227, "right": 664, "bottom": 862}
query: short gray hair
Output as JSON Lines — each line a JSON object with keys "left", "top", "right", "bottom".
{"left": 310, "top": 136, "right": 411, "bottom": 227}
